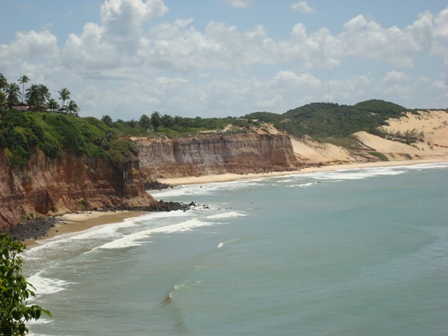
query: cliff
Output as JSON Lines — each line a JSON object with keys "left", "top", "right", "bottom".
{"left": 133, "top": 132, "right": 299, "bottom": 180}
{"left": 0, "top": 148, "right": 153, "bottom": 231}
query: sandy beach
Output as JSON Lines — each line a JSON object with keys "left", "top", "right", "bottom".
{"left": 27, "top": 158, "right": 448, "bottom": 247}
{"left": 25, "top": 211, "right": 145, "bottom": 247}
{"left": 158, "top": 159, "right": 448, "bottom": 186}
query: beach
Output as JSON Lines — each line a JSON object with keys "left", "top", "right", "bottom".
{"left": 25, "top": 158, "right": 448, "bottom": 247}
{"left": 25, "top": 211, "right": 145, "bottom": 247}
{"left": 24, "top": 161, "right": 448, "bottom": 336}
{"left": 158, "top": 159, "right": 448, "bottom": 185}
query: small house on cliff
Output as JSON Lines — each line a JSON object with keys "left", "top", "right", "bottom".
{"left": 12, "top": 102, "right": 29, "bottom": 111}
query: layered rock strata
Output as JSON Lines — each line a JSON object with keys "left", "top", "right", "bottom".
{"left": 133, "top": 132, "right": 299, "bottom": 180}
{"left": 0, "top": 148, "right": 153, "bottom": 230}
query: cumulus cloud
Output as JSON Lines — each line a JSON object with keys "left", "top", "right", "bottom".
{"left": 63, "top": 0, "right": 168, "bottom": 76}
{"left": 1, "top": 0, "right": 446, "bottom": 117}
{"left": 291, "top": 1, "right": 315, "bottom": 14}
{"left": 382, "top": 71, "right": 410, "bottom": 82}
{"left": 222, "top": 0, "right": 254, "bottom": 9}
{"left": 1, "top": 30, "right": 59, "bottom": 62}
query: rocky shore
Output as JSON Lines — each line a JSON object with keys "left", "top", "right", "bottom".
{"left": 3, "top": 200, "right": 197, "bottom": 242}
{"left": 5, "top": 217, "right": 59, "bottom": 242}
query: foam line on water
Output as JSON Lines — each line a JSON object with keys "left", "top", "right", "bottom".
{"left": 150, "top": 179, "right": 263, "bottom": 198}
{"left": 27, "top": 271, "right": 73, "bottom": 296}
{"left": 25, "top": 211, "right": 191, "bottom": 257}
{"left": 205, "top": 211, "right": 246, "bottom": 220}
{"left": 309, "top": 167, "right": 406, "bottom": 180}
{"left": 96, "top": 218, "right": 216, "bottom": 250}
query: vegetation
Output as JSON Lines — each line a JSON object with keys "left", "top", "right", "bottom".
{"left": 1, "top": 234, "right": 50, "bottom": 335}
{"left": 0, "top": 73, "right": 79, "bottom": 114}
{"left": 244, "top": 100, "right": 407, "bottom": 139}
{"left": 368, "top": 151, "right": 389, "bottom": 161}
{"left": 372, "top": 127, "right": 424, "bottom": 145}
{"left": 0, "top": 110, "right": 136, "bottom": 168}
{"left": 1, "top": 72, "right": 422, "bottom": 166}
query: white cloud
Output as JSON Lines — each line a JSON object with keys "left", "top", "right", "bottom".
{"left": 3, "top": 30, "right": 59, "bottom": 61}
{"left": 1, "top": 1, "right": 446, "bottom": 118}
{"left": 271, "top": 71, "right": 321, "bottom": 90}
{"left": 291, "top": 1, "right": 315, "bottom": 15}
{"left": 222, "top": 0, "right": 254, "bottom": 9}
{"left": 382, "top": 71, "right": 410, "bottom": 82}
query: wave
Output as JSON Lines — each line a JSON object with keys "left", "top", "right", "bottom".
{"left": 27, "top": 271, "right": 73, "bottom": 296}
{"left": 161, "top": 283, "right": 187, "bottom": 305}
{"left": 206, "top": 211, "right": 246, "bottom": 220}
{"left": 309, "top": 167, "right": 406, "bottom": 181}
{"left": 217, "top": 238, "right": 241, "bottom": 249}
{"left": 96, "top": 218, "right": 214, "bottom": 250}
{"left": 289, "top": 182, "right": 314, "bottom": 188}
{"left": 151, "top": 179, "right": 264, "bottom": 198}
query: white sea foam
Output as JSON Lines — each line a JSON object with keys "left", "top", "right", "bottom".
{"left": 151, "top": 179, "right": 263, "bottom": 198}
{"left": 96, "top": 218, "right": 215, "bottom": 250}
{"left": 289, "top": 182, "right": 314, "bottom": 188}
{"left": 27, "top": 271, "right": 73, "bottom": 296}
{"left": 310, "top": 167, "right": 406, "bottom": 180}
{"left": 401, "top": 162, "right": 448, "bottom": 170}
{"left": 217, "top": 238, "right": 241, "bottom": 249}
{"left": 205, "top": 211, "right": 246, "bottom": 220}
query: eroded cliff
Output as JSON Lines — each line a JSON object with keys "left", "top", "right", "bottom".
{"left": 134, "top": 132, "right": 299, "bottom": 180}
{"left": 0, "top": 148, "right": 153, "bottom": 230}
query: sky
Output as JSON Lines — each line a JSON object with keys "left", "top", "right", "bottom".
{"left": 1, "top": 0, "right": 447, "bottom": 121}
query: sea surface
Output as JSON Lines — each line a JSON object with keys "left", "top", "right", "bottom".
{"left": 24, "top": 162, "right": 448, "bottom": 336}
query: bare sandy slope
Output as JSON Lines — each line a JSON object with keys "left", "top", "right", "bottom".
{"left": 353, "top": 110, "right": 448, "bottom": 160}
{"left": 285, "top": 110, "right": 448, "bottom": 163}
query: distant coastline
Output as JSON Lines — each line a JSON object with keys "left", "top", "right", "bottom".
{"left": 26, "top": 158, "right": 448, "bottom": 248}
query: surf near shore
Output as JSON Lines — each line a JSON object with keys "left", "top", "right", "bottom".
{"left": 158, "top": 159, "right": 448, "bottom": 186}
{"left": 23, "top": 158, "right": 447, "bottom": 247}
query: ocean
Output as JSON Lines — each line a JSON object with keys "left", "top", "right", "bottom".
{"left": 24, "top": 162, "right": 448, "bottom": 336}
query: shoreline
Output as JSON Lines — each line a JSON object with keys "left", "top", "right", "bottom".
{"left": 158, "top": 159, "right": 448, "bottom": 186}
{"left": 26, "top": 158, "right": 447, "bottom": 248}
{"left": 25, "top": 211, "right": 146, "bottom": 247}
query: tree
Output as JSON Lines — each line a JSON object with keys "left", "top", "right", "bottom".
{"left": 4, "top": 83, "right": 20, "bottom": 109}
{"left": 67, "top": 100, "right": 79, "bottom": 114}
{"left": 47, "top": 98, "right": 60, "bottom": 111}
{"left": 0, "top": 91, "right": 7, "bottom": 110}
{"left": 101, "top": 115, "right": 113, "bottom": 127}
{"left": 1, "top": 234, "right": 51, "bottom": 335}
{"left": 25, "top": 84, "right": 50, "bottom": 111}
{"left": 150, "top": 111, "right": 161, "bottom": 132}
{"left": 17, "top": 76, "right": 30, "bottom": 103}
{"left": 58, "top": 88, "right": 70, "bottom": 108}
{"left": 0, "top": 73, "right": 7, "bottom": 91}
{"left": 161, "top": 114, "right": 174, "bottom": 128}
{"left": 139, "top": 114, "right": 151, "bottom": 131}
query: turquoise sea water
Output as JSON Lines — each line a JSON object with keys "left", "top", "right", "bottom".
{"left": 24, "top": 162, "right": 448, "bottom": 336}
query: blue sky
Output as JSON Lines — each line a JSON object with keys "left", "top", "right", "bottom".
{"left": 1, "top": 0, "right": 447, "bottom": 121}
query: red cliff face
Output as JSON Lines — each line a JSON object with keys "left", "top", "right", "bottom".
{"left": 0, "top": 148, "right": 153, "bottom": 230}
{"left": 0, "top": 132, "right": 299, "bottom": 230}
{"left": 134, "top": 132, "right": 299, "bottom": 180}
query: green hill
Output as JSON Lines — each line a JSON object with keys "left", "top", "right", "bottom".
{"left": 245, "top": 99, "right": 407, "bottom": 139}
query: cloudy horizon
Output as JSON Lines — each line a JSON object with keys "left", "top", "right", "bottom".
{"left": 1, "top": 0, "right": 447, "bottom": 120}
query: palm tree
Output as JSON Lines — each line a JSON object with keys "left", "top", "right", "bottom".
{"left": 25, "top": 84, "right": 51, "bottom": 111}
{"left": 58, "top": 88, "right": 70, "bottom": 109}
{"left": 17, "top": 75, "right": 30, "bottom": 103}
{"left": 0, "top": 73, "right": 7, "bottom": 91}
{"left": 150, "top": 111, "right": 161, "bottom": 131}
{"left": 47, "top": 98, "right": 60, "bottom": 111}
{"left": 4, "top": 82, "right": 20, "bottom": 108}
{"left": 0, "top": 91, "right": 7, "bottom": 110}
{"left": 67, "top": 100, "right": 79, "bottom": 114}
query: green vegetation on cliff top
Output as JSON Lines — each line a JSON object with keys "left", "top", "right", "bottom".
{"left": 0, "top": 99, "right": 416, "bottom": 168}
{"left": 245, "top": 99, "right": 407, "bottom": 139}
{"left": 0, "top": 110, "right": 137, "bottom": 168}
